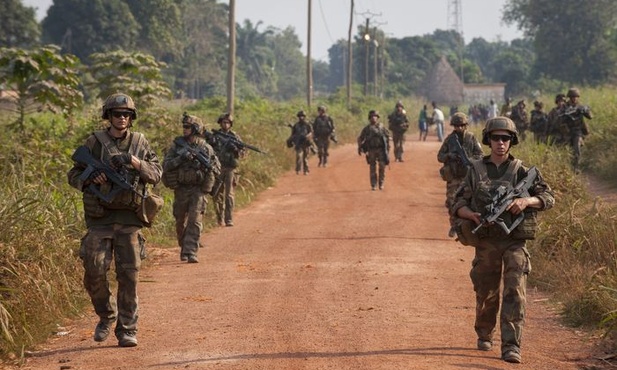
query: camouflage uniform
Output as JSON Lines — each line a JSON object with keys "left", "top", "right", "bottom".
{"left": 437, "top": 113, "right": 483, "bottom": 210}
{"left": 67, "top": 93, "right": 162, "bottom": 347}
{"left": 510, "top": 101, "right": 529, "bottom": 141}
{"left": 312, "top": 106, "right": 335, "bottom": 167}
{"left": 387, "top": 102, "right": 410, "bottom": 162}
{"left": 289, "top": 111, "right": 314, "bottom": 175}
{"left": 163, "top": 114, "right": 220, "bottom": 262}
{"left": 210, "top": 113, "right": 244, "bottom": 226}
{"left": 358, "top": 110, "right": 390, "bottom": 190}
{"left": 563, "top": 88, "right": 592, "bottom": 172}
{"left": 451, "top": 117, "right": 555, "bottom": 362}
{"left": 529, "top": 102, "right": 548, "bottom": 144}
{"left": 545, "top": 94, "right": 567, "bottom": 145}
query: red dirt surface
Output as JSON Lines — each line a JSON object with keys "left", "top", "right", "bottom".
{"left": 17, "top": 137, "right": 607, "bottom": 370}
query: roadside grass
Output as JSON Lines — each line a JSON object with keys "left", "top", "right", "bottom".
{"left": 1, "top": 91, "right": 617, "bottom": 361}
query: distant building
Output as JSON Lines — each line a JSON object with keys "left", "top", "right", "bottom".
{"left": 422, "top": 56, "right": 506, "bottom": 106}
{"left": 464, "top": 83, "right": 506, "bottom": 105}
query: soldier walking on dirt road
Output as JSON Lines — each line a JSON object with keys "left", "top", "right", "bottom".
{"left": 451, "top": 117, "right": 555, "bottom": 364}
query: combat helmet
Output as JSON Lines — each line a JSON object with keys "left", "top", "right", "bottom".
{"left": 182, "top": 112, "right": 203, "bottom": 135}
{"left": 368, "top": 110, "right": 380, "bottom": 119}
{"left": 395, "top": 100, "right": 404, "bottom": 109}
{"left": 317, "top": 105, "right": 327, "bottom": 113}
{"left": 482, "top": 117, "right": 519, "bottom": 146}
{"left": 297, "top": 110, "right": 307, "bottom": 118}
{"left": 101, "top": 93, "right": 137, "bottom": 120}
{"left": 450, "top": 112, "right": 468, "bottom": 126}
{"left": 217, "top": 112, "right": 234, "bottom": 126}
{"left": 555, "top": 93, "right": 566, "bottom": 104}
{"left": 567, "top": 88, "right": 580, "bottom": 98}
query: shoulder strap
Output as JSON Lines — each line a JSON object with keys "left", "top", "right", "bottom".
{"left": 129, "top": 132, "right": 145, "bottom": 157}
{"left": 93, "top": 130, "right": 121, "bottom": 158}
{"left": 504, "top": 159, "right": 523, "bottom": 183}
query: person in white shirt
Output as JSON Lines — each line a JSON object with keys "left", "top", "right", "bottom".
{"left": 432, "top": 101, "right": 445, "bottom": 142}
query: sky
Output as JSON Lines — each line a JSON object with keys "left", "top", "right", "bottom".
{"left": 22, "top": 0, "right": 524, "bottom": 61}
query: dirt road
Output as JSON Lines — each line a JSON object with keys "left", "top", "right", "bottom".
{"left": 21, "top": 138, "right": 601, "bottom": 369}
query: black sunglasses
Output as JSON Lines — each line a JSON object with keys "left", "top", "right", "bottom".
{"left": 490, "top": 134, "right": 512, "bottom": 142}
{"left": 182, "top": 125, "right": 193, "bottom": 129}
{"left": 112, "top": 111, "right": 132, "bottom": 119}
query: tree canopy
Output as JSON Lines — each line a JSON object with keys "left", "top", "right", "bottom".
{"left": 0, "top": 0, "right": 40, "bottom": 48}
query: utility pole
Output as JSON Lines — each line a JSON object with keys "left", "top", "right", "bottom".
{"left": 373, "top": 27, "right": 378, "bottom": 96}
{"left": 227, "top": 0, "right": 236, "bottom": 114}
{"left": 346, "top": 0, "right": 354, "bottom": 109}
{"left": 447, "top": 0, "right": 464, "bottom": 85}
{"left": 306, "top": 0, "right": 313, "bottom": 109}
{"left": 363, "top": 18, "right": 370, "bottom": 96}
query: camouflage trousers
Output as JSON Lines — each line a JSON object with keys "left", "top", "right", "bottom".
{"left": 295, "top": 146, "right": 310, "bottom": 173}
{"left": 315, "top": 135, "right": 331, "bottom": 166}
{"left": 445, "top": 177, "right": 464, "bottom": 209}
{"left": 215, "top": 167, "right": 236, "bottom": 225}
{"left": 392, "top": 130, "right": 406, "bottom": 161}
{"left": 173, "top": 186, "right": 207, "bottom": 258}
{"left": 470, "top": 238, "right": 530, "bottom": 355}
{"left": 80, "top": 224, "right": 144, "bottom": 336}
{"left": 569, "top": 133, "right": 584, "bottom": 171}
{"left": 366, "top": 149, "right": 386, "bottom": 188}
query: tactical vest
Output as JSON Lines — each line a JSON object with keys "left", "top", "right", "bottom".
{"left": 313, "top": 116, "right": 333, "bottom": 137}
{"left": 175, "top": 137, "right": 211, "bottom": 185}
{"left": 214, "top": 130, "right": 241, "bottom": 168}
{"left": 82, "top": 130, "right": 146, "bottom": 217}
{"left": 363, "top": 125, "right": 386, "bottom": 150}
{"left": 470, "top": 159, "right": 537, "bottom": 240}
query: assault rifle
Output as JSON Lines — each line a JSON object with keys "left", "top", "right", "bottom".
{"left": 72, "top": 145, "right": 145, "bottom": 203}
{"left": 559, "top": 105, "right": 590, "bottom": 121}
{"left": 211, "top": 129, "right": 266, "bottom": 154}
{"left": 471, "top": 166, "right": 538, "bottom": 235}
{"left": 174, "top": 138, "right": 214, "bottom": 172}
{"left": 448, "top": 134, "right": 471, "bottom": 167}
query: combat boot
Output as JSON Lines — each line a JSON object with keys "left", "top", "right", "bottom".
{"left": 93, "top": 320, "right": 112, "bottom": 342}
{"left": 117, "top": 331, "right": 138, "bottom": 347}
{"left": 502, "top": 350, "right": 521, "bottom": 363}
{"left": 476, "top": 339, "right": 492, "bottom": 351}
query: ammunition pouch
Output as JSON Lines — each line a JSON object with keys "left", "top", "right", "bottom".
{"left": 510, "top": 210, "right": 537, "bottom": 240}
{"left": 83, "top": 191, "right": 106, "bottom": 218}
{"left": 453, "top": 218, "right": 480, "bottom": 247}
{"left": 162, "top": 169, "right": 179, "bottom": 189}
{"left": 136, "top": 189, "right": 164, "bottom": 227}
{"left": 178, "top": 168, "right": 205, "bottom": 185}
{"left": 439, "top": 165, "right": 453, "bottom": 182}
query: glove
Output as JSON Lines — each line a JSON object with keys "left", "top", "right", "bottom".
{"left": 182, "top": 151, "right": 194, "bottom": 160}
{"left": 110, "top": 153, "right": 132, "bottom": 168}
{"left": 88, "top": 169, "right": 104, "bottom": 181}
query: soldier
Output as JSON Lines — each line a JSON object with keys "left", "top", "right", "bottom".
{"left": 563, "top": 88, "right": 592, "bottom": 172}
{"left": 312, "top": 105, "right": 336, "bottom": 167}
{"left": 357, "top": 110, "right": 390, "bottom": 190}
{"left": 529, "top": 101, "right": 548, "bottom": 144}
{"left": 210, "top": 113, "right": 245, "bottom": 227}
{"left": 510, "top": 100, "right": 529, "bottom": 141}
{"left": 452, "top": 117, "right": 554, "bottom": 364}
{"left": 387, "top": 101, "right": 410, "bottom": 162}
{"left": 545, "top": 93, "right": 567, "bottom": 145}
{"left": 287, "top": 110, "right": 314, "bottom": 175}
{"left": 437, "top": 112, "right": 483, "bottom": 236}
{"left": 67, "top": 93, "right": 162, "bottom": 347}
{"left": 162, "top": 113, "right": 220, "bottom": 263}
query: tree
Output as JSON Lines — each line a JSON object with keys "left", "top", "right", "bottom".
{"left": 236, "top": 20, "right": 277, "bottom": 96}
{"left": 87, "top": 50, "right": 171, "bottom": 109}
{"left": 0, "top": 45, "right": 83, "bottom": 133}
{"left": 270, "top": 27, "right": 304, "bottom": 99}
{"left": 175, "top": 0, "right": 228, "bottom": 99}
{"left": 503, "top": 0, "right": 617, "bottom": 84}
{"left": 0, "top": 0, "right": 41, "bottom": 48}
{"left": 124, "top": 0, "right": 184, "bottom": 62}
{"left": 41, "top": 0, "right": 139, "bottom": 61}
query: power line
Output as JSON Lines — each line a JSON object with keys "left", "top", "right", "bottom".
{"left": 317, "top": 0, "right": 335, "bottom": 44}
